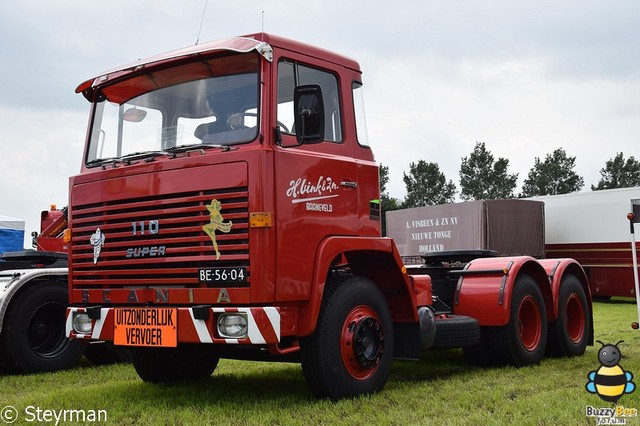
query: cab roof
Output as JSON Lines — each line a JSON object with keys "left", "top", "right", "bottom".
{"left": 76, "top": 32, "right": 361, "bottom": 101}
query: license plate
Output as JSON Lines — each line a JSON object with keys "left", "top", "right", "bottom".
{"left": 114, "top": 308, "right": 177, "bottom": 347}
{"left": 199, "top": 267, "right": 248, "bottom": 285}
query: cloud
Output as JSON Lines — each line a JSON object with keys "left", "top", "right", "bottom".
{"left": 0, "top": 106, "right": 85, "bottom": 243}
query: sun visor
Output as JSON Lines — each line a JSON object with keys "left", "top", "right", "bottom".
{"left": 76, "top": 36, "right": 272, "bottom": 101}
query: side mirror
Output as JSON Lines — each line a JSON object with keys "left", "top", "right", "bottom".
{"left": 294, "top": 85, "right": 324, "bottom": 144}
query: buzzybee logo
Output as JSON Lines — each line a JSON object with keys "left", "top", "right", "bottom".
{"left": 586, "top": 341, "right": 635, "bottom": 403}
{"left": 585, "top": 341, "right": 637, "bottom": 425}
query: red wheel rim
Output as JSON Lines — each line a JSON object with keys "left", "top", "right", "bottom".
{"left": 518, "top": 295, "right": 542, "bottom": 351}
{"left": 565, "top": 293, "right": 585, "bottom": 343}
{"left": 340, "top": 305, "right": 385, "bottom": 380}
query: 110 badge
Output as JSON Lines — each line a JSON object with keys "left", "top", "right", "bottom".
{"left": 132, "top": 220, "right": 159, "bottom": 235}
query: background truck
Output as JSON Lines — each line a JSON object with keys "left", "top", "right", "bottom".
{"left": 65, "top": 33, "right": 593, "bottom": 399}
{"left": 0, "top": 206, "right": 128, "bottom": 373}
{"left": 386, "top": 199, "right": 545, "bottom": 262}
{"left": 0, "top": 206, "right": 85, "bottom": 373}
{"left": 531, "top": 187, "right": 640, "bottom": 299}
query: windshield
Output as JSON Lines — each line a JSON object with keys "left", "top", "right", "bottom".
{"left": 86, "top": 53, "right": 260, "bottom": 164}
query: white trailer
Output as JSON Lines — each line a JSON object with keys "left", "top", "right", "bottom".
{"left": 531, "top": 187, "right": 640, "bottom": 298}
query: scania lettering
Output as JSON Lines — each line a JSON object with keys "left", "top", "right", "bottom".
{"left": 65, "top": 33, "right": 594, "bottom": 399}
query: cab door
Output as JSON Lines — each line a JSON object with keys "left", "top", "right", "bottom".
{"left": 273, "top": 60, "right": 359, "bottom": 301}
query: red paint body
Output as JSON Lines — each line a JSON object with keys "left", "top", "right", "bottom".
{"left": 64, "top": 33, "right": 592, "bottom": 367}
{"left": 546, "top": 242, "right": 638, "bottom": 298}
{"left": 34, "top": 207, "right": 68, "bottom": 253}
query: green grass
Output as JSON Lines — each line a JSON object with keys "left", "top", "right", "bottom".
{"left": 1, "top": 300, "right": 639, "bottom": 425}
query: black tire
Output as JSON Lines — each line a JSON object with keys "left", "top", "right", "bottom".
{"left": 84, "top": 342, "right": 131, "bottom": 365}
{"left": 488, "top": 274, "right": 547, "bottom": 367}
{"left": 131, "top": 344, "right": 219, "bottom": 383}
{"left": 0, "top": 282, "right": 85, "bottom": 373}
{"left": 300, "top": 276, "right": 393, "bottom": 399}
{"left": 547, "top": 275, "right": 590, "bottom": 357}
{"left": 433, "top": 315, "right": 480, "bottom": 348}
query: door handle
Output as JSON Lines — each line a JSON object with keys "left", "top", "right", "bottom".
{"left": 340, "top": 181, "right": 358, "bottom": 189}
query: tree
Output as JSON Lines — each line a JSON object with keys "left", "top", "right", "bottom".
{"left": 379, "top": 164, "right": 401, "bottom": 236}
{"left": 402, "top": 160, "right": 456, "bottom": 208}
{"left": 459, "top": 142, "right": 518, "bottom": 200}
{"left": 520, "top": 148, "right": 584, "bottom": 197}
{"left": 591, "top": 152, "right": 640, "bottom": 190}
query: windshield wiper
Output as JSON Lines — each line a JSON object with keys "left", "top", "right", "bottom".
{"left": 86, "top": 144, "right": 232, "bottom": 167}
{"left": 86, "top": 157, "right": 122, "bottom": 167}
{"left": 120, "top": 151, "right": 164, "bottom": 164}
{"left": 162, "top": 143, "right": 235, "bottom": 157}
{"left": 163, "top": 143, "right": 233, "bottom": 154}
{"left": 86, "top": 151, "right": 163, "bottom": 168}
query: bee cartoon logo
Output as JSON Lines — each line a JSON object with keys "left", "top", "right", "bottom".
{"left": 586, "top": 341, "right": 635, "bottom": 403}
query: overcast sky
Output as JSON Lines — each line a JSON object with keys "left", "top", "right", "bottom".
{"left": 1, "top": 0, "right": 639, "bottom": 247}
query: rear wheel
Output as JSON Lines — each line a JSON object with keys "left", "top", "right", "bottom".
{"left": 0, "top": 282, "right": 85, "bottom": 373}
{"left": 300, "top": 276, "right": 393, "bottom": 399}
{"left": 489, "top": 274, "right": 547, "bottom": 366}
{"left": 131, "top": 344, "right": 219, "bottom": 383}
{"left": 547, "top": 275, "right": 590, "bottom": 357}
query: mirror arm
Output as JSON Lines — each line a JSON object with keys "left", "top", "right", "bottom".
{"left": 274, "top": 126, "right": 283, "bottom": 146}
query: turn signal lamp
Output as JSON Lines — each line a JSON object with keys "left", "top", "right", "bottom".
{"left": 63, "top": 229, "right": 71, "bottom": 243}
{"left": 249, "top": 212, "right": 272, "bottom": 228}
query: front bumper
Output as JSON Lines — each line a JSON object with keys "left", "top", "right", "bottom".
{"left": 66, "top": 306, "right": 280, "bottom": 346}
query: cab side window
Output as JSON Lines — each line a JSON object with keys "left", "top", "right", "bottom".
{"left": 277, "top": 60, "right": 342, "bottom": 142}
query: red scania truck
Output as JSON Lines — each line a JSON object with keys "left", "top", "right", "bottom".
{"left": 65, "top": 33, "right": 593, "bottom": 399}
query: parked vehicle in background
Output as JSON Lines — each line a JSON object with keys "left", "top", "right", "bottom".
{"left": 531, "top": 187, "right": 640, "bottom": 299}
{"left": 386, "top": 199, "right": 545, "bottom": 262}
{"left": 0, "top": 206, "right": 128, "bottom": 374}
{"left": 0, "top": 206, "right": 84, "bottom": 373}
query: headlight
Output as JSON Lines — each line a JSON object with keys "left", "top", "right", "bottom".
{"left": 72, "top": 312, "right": 93, "bottom": 334}
{"left": 217, "top": 313, "right": 248, "bottom": 338}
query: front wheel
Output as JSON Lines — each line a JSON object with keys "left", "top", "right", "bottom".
{"left": 300, "top": 276, "right": 393, "bottom": 399}
{"left": 131, "top": 344, "right": 219, "bottom": 383}
{"left": 0, "top": 282, "right": 85, "bottom": 373}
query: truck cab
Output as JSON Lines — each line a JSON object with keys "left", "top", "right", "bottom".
{"left": 68, "top": 34, "right": 378, "bottom": 309}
